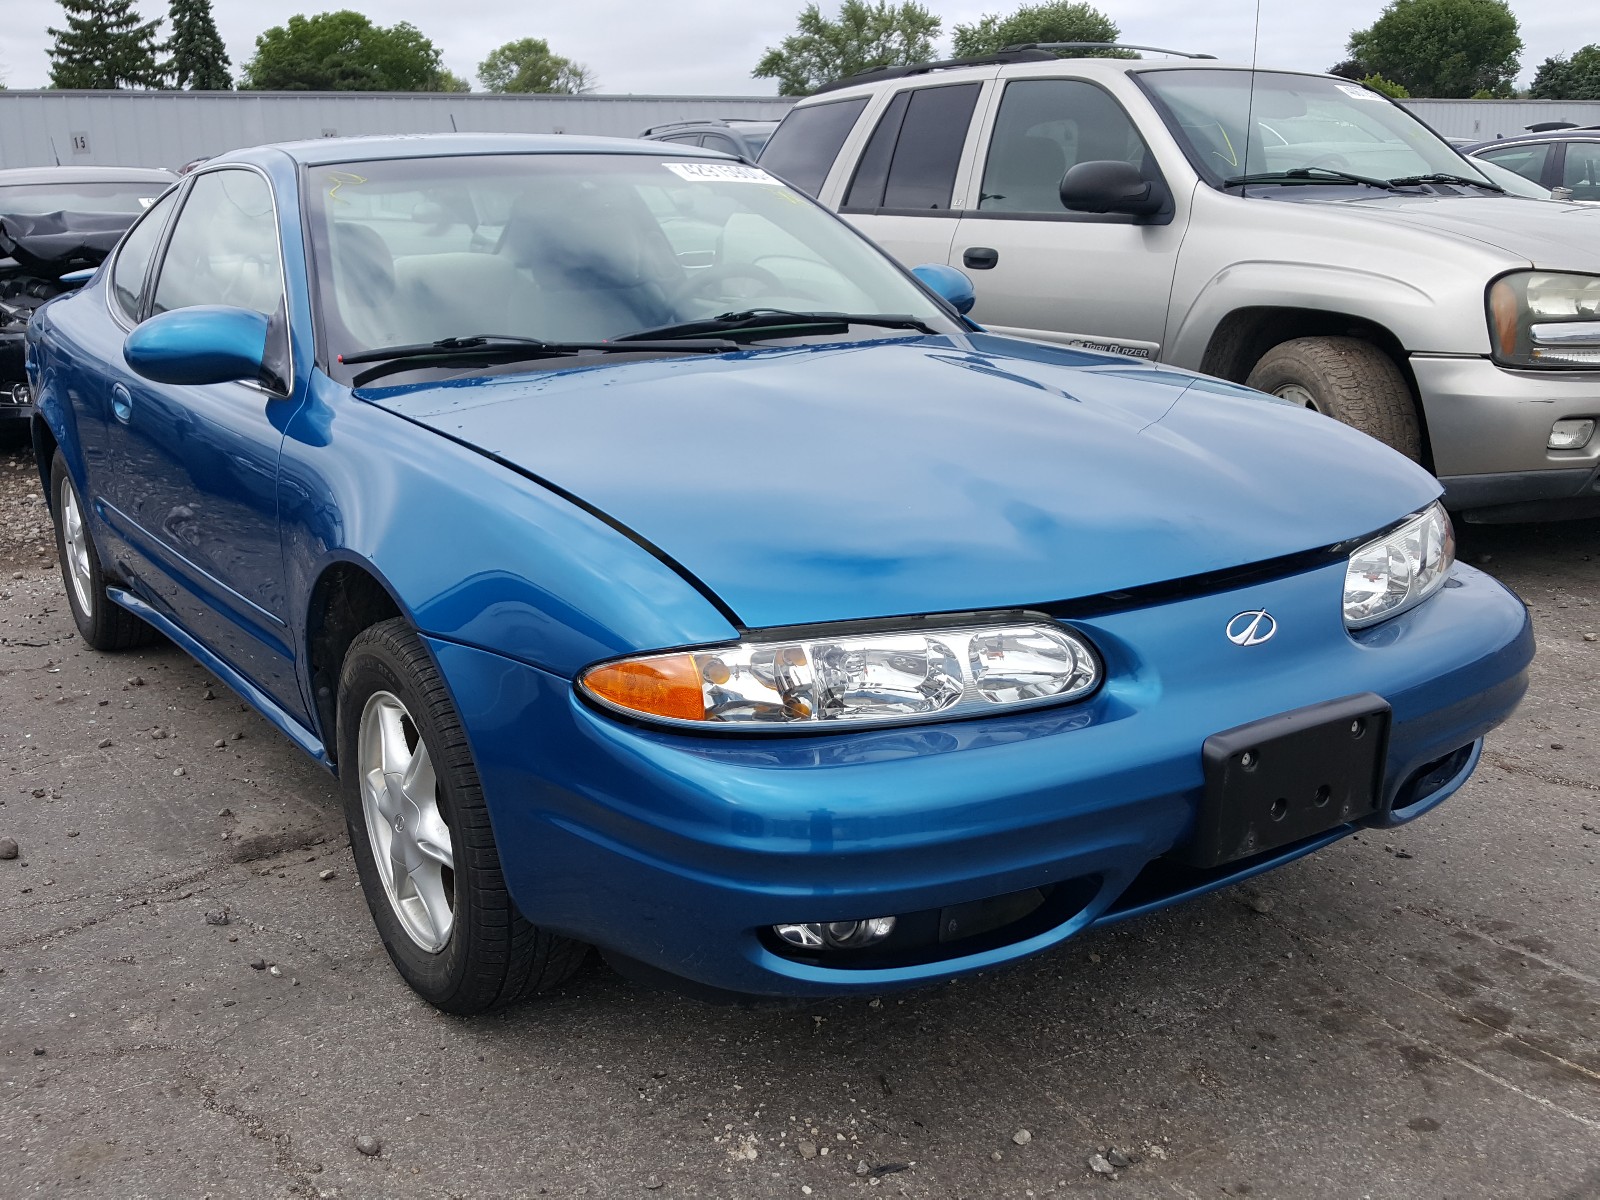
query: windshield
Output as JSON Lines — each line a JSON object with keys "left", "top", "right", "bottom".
{"left": 303, "top": 152, "right": 951, "bottom": 382}
{"left": 1138, "top": 70, "right": 1494, "bottom": 189}
{"left": 0, "top": 180, "right": 170, "bottom": 216}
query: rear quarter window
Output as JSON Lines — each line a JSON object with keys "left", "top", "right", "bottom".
{"left": 758, "top": 98, "right": 869, "bottom": 197}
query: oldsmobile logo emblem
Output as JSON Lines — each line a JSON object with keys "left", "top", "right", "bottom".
{"left": 1226, "top": 610, "right": 1277, "bottom": 646}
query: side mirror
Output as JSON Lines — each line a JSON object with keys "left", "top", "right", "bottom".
{"left": 58, "top": 268, "right": 97, "bottom": 289}
{"left": 1060, "top": 160, "right": 1169, "bottom": 219}
{"left": 911, "top": 263, "right": 976, "bottom": 315}
{"left": 123, "top": 305, "right": 269, "bottom": 387}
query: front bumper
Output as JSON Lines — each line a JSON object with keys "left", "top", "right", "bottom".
{"left": 1411, "top": 354, "right": 1600, "bottom": 517}
{"left": 1, "top": 329, "right": 31, "bottom": 422}
{"left": 430, "top": 560, "right": 1532, "bottom": 998}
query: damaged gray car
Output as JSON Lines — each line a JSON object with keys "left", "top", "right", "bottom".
{"left": 1, "top": 166, "right": 175, "bottom": 438}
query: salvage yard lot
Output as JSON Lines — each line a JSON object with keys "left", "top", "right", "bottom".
{"left": 1, "top": 442, "right": 1596, "bottom": 1200}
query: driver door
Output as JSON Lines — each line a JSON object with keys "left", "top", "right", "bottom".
{"left": 98, "top": 166, "right": 305, "bottom": 714}
{"left": 950, "top": 78, "right": 1189, "bottom": 359}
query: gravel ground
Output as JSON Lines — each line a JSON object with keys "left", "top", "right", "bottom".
{"left": 1, "top": 441, "right": 1597, "bottom": 1200}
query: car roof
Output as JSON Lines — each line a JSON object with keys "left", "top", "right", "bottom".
{"left": 1462, "top": 129, "right": 1600, "bottom": 153}
{"left": 793, "top": 55, "right": 1321, "bottom": 104}
{"left": 210, "top": 132, "right": 738, "bottom": 169}
{"left": 0, "top": 165, "right": 177, "bottom": 186}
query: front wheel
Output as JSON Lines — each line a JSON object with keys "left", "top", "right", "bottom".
{"left": 338, "top": 618, "right": 587, "bottom": 1014}
{"left": 49, "top": 450, "right": 157, "bottom": 650}
{"left": 1245, "top": 336, "right": 1422, "bottom": 462}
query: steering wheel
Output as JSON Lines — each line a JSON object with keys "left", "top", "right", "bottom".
{"left": 677, "top": 263, "right": 787, "bottom": 304}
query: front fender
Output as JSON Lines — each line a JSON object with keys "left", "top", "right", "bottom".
{"left": 278, "top": 371, "right": 741, "bottom": 687}
{"left": 1167, "top": 261, "right": 1449, "bottom": 370}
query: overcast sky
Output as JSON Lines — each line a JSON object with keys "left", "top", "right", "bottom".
{"left": 1, "top": 1, "right": 1590, "bottom": 93}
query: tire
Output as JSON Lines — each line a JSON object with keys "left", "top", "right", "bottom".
{"left": 48, "top": 450, "right": 158, "bottom": 651}
{"left": 338, "top": 618, "right": 587, "bottom": 1014}
{"left": 1245, "top": 336, "right": 1423, "bottom": 462}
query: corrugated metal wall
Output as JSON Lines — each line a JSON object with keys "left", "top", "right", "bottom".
{"left": 0, "top": 90, "right": 796, "bottom": 170}
{"left": 1403, "top": 99, "right": 1600, "bottom": 141}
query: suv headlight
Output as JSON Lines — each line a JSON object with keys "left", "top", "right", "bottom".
{"left": 1344, "top": 502, "right": 1455, "bottom": 629}
{"left": 579, "top": 618, "right": 1100, "bottom": 730}
{"left": 1488, "top": 271, "right": 1600, "bottom": 367}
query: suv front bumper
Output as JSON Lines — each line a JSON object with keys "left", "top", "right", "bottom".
{"left": 1411, "top": 355, "right": 1600, "bottom": 519}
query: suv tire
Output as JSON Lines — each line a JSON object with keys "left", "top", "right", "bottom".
{"left": 1245, "top": 337, "right": 1422, "bottom": 462}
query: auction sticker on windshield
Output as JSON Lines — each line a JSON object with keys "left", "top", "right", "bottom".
{"left": 663, "top": 162, "right": 780, "bottom": 184}
{"left": 1335, "top": 83, "right": 1385, "bottom": 100}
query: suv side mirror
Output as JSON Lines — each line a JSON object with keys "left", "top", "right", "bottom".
{"left": 1060, "top": 160, "right": 1170, "bottom": 219}
{"left": 911, "top": 263, "right": 976, "bottom": 315}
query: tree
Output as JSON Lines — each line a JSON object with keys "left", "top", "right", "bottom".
{"left": 241, "top": 11, "right": 453, "bottom": 92}
{"left": 1345, "top": 0, "right": 1520, "bottom": 98}
{"left": 1529, "top": 45, "right": 1600, "bottom": 100}
{"left": 753, "top": 1, "right": 940, "bottom": 96}
{"left": 163, "top": 0, "right": 230, "bottom": 90}
{"left": 951, "top": 1, "right": 1132, "bottom": 59}
{"left": 1360, "top": 73, "right": 1410, "bottom": 98}
{"left": 477, "top": 38, "right": 595, "bottom": 94}
{"left": 47, "top": 0, "right": 165, "bottom": 89}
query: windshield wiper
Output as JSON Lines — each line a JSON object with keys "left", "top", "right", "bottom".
{"left": 615, "top": 309, "right": 941, "bottom": 342}
{"left": 1386, "top": 172, "right": 1505, "bottom": 192}
{"left": 1223, "top": 167, "right": 1400, "bottom": 191}
{"left": 339, "top": 333, "right": 738, "bottom": 386}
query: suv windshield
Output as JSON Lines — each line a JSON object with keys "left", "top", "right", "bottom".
{"left": 303, "top": 152, "right": 952, "bottom": 380}
{"left": 1138, "top": 70, "right": 1492, "bottom": 189}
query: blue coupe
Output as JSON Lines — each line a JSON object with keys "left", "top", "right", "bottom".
{"left": 26, "top": 134, "right": 1532, "bottom": 1013}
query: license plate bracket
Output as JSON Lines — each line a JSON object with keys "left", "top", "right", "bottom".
{"left": 1175, "top": 693, "right": 1391, "bottom": 869}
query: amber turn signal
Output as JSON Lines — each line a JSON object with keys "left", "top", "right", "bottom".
{"left": 580, "top": 655, "right": 707, "bottom": 722}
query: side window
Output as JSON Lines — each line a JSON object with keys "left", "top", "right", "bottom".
{"left": 1476, "top": 142, "right": 1550, "bottom": 185}
{"left": 701, "top": 133, "right": 742, "bottom": 155}
{"left": 152, "top": 169, "right": 283, "bottom": 319}
{"left": 110, "top": 189, "right": 177, "bottom": 322}
{"left": 660, "top": 134, "right": 704, "bottom": 146}
{"left": 979, "top": 80, "right": 1152, "bottom": 214}
{"left": 1561, "top": 142, "right": 1600, "bottom": 201}
{"left": 845, "top": 84, "right": 981, "bottom": 211}
{"left": 758, "top": 97, "right": 869, "bottom": 197}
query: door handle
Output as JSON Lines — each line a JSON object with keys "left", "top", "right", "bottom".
{"left": 111, "top": 384, "right": 133, "bottom": 423}
{"left": 962, "top": 247, "right": 999, "bottom": 270}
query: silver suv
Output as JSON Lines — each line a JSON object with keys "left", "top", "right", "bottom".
{"left": 760, "top": 48, "right": 1600, "bottom": 521}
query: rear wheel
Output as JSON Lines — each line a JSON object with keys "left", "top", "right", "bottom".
{"left": 338, "top": 618, "right": 587, "bottom": 1014}
{"left": 49, "top": 450, "right": 157, "bottom": 650}
{"left": 1245, "top": 336, "right": 1422, "bottom": 462}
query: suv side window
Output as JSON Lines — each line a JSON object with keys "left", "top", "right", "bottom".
{"left": 1475, "top": 142, "right": 1550, "bottom": 186}
{"left": 1562, "top": 142, "right": 1600, "bottom": 201}
{"left": 979, "top": 80, "right": 1151, "bottom": 214}
{"left": 110, "top": 189, "right": 177, "bottom": 323}
{"left": 844, "top": 83, "right": 981, "bottom": 212}
{"left": 844, "top": 84, "right": 979, "bottom": 214}
{"left": 702, "top": 133, "right": 742, "bottom": 155}
{"left": 759, "top": 98, "right": 869, "bottom": 197}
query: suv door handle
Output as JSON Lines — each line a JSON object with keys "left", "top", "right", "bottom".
{"left": 963, "top": 247, "right": 999, "bottom": 270}
{"left": 111, "top": 384, "right": 133, "bottom": 423}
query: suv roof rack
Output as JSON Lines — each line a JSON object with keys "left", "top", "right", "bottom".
{"left": 1524, "top": 121, "right": 1578, "bottom": 133}
{"left": 640, "top": 117, "right": 779, "bottom": 136}
{"left": 1005, "top": 41, "right": 1216, "bottom": 59}
{"left": 810, "top": 48, "right": 1059, "bottom": 95}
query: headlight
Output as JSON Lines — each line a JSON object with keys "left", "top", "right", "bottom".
{"left": 1488, "top": 271, "right": 1600, "bottom": 367}
{"left": 579, "top": 618, "right": 1100, "bottom": 730}
{"left": 1344, "top": 502, "right": 1455, "bottom": 629}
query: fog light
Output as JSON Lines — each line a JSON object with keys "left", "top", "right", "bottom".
{"left": 773, "top": 916, "right": 896, "bottom": 949}
{"left": 1549, "top": 418, "right": 1596, "bottom": 450}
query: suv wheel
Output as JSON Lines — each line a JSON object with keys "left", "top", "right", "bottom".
{"left": 1245, "top": 337, "right": 1422, "bottom": 462}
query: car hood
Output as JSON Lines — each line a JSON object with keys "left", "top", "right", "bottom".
{"left": 1298, "top": 193, "right": 1600, "bottom": 271}
{"left": 361, "top": 336, "right": 1440, "bottom": 629}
